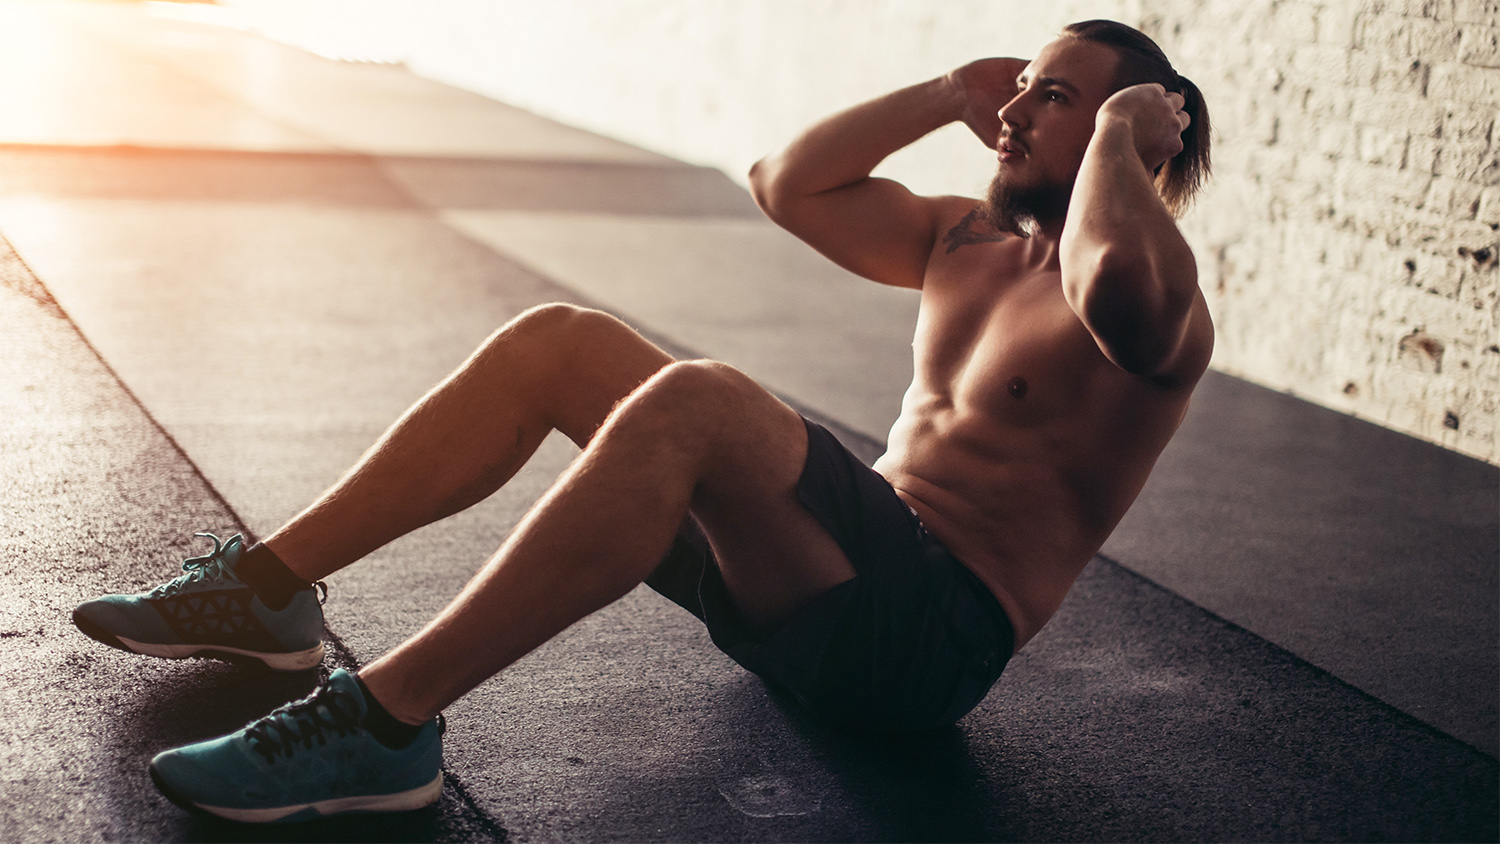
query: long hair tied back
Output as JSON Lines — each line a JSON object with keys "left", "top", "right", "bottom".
{"left": 1062, "top": 19, "right": 1211, "bottom": 216}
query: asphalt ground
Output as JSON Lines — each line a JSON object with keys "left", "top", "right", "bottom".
{"left": 0, "top": 2, "right": 1496, "bottom": 841}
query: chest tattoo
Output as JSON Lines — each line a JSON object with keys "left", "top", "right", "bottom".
{"left": 942, "top": 208, "right": 1009, "bottom": 254}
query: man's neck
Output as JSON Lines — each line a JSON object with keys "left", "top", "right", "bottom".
{"left": 1019, "top": 219, "right": 1064, "bottom": 270}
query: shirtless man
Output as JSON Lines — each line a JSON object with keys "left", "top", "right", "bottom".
{"left": 73, "top": 19, "right": 1212, "bottom": 823}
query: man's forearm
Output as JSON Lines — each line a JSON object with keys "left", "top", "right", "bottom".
{"left": 1061, "top": 116, "right": 1197, "bottom": 374}
{"left": 1066, "top": 118, "right": 1190, "bottom": 269}
{"left": 749, "top": 76, "right": 964, "bottom": 212}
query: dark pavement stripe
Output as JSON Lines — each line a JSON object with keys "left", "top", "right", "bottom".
{"left": 380, "top": 156, "right": 763, "bottom": 217}
{"left": 0, "top": 144, "right": 411, "bottom": 207}
{"left": 0, "top": 144, "right": 761, "bottom": 218}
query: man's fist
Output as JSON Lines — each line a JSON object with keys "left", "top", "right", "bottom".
{"left": 1098, "top": 83, "right": 1190, "bottom": 170}
{"left": 946, "top": 57, "right": 1030, "bottom": 150}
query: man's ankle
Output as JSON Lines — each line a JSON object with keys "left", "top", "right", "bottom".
{"left": 235, "top": 542, "right": 311, "bottom": 611}
{"left": 353, "top": 672, "right": 426, "bottom": 749}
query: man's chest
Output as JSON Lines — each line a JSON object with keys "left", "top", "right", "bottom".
{"left": 913, "top": 265, "right": 1116, "bottom": 418}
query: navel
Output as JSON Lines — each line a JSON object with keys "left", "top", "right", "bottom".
{"left": 1007, "top": 376, "right": 1028, "bottom": 399}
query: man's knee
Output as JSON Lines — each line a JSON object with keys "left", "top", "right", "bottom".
{"left": 645, "top": 360, "right": 758, "bottom": 412}
{"left": 493, "top": 303, "right": 624, "bottom": 353}
{"left": 468, "top": 304, "right": 640, "bottom": 383}
{"left": 607, "top": 360, "right": 769, "bottom": 442}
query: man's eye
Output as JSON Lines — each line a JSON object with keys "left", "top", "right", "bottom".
{"left": 1046, "top": 91, "right": 1067, "bottom": 103}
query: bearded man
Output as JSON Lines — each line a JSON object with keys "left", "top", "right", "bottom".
{"left": 74, "top": 19, "right": 1212, "bottom": 822}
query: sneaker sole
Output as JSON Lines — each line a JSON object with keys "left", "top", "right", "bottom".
{"left": 150, "top": 765, "right": 443, "bottom": 823}
{"left": 73, "top": 610, "right": 323, "bottom": 671}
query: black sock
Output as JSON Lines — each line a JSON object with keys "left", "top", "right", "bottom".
{"left": 235, "top": 542, "right": 311, "bottom": 611}
{"left": 354, "top": 673, "right": 425, "bottom": 749}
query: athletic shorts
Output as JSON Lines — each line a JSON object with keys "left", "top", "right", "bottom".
{"left": 645, "top": 417, "right": 1015, "bottom": 732}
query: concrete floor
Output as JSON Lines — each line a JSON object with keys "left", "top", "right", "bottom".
{"left": 0, "top": 1, "right": 1494, "bottom": 841}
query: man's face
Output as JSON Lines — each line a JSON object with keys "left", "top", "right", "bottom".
{"left": 986, "top": 37, "right": 1120, "bottom": 233}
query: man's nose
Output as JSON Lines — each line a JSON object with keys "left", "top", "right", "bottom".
{"left": 997, "top": 93, "right": 1026, "bottom": 128}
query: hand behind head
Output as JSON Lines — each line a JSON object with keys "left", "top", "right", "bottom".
{"left": 948, "top": 57, "right": 1030, "bottom": 150}
{"left": 1099, "top": 83, "right": 1189, "bottom": 170}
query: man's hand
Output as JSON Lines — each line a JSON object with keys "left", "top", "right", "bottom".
{"left": 946, "top": 57, "right": 1029, "bottom": 150}
{"left": 1097, "top": 83, "right": 1190, "bottom": 171}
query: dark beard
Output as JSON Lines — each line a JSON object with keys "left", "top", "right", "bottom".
{"left": 984, "top": 171, "right": 1072, "bottom": 238}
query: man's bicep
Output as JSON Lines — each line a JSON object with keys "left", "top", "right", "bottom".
{"left": 761, "top": 177, "right": 939, "bottom": 290}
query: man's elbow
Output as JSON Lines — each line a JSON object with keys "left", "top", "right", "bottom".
{"left": 1078, "top": 266, "right": 1197, "bottom": 377}
{"left": 1108, "top": 339, "right": 1177, "bottom": 377}
{"left": 747, "top": 156, "right": 784, "bottom": 222}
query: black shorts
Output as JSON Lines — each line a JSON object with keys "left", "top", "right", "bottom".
{"left": 645, "top": 418, "right": 1014, "bottom": 731}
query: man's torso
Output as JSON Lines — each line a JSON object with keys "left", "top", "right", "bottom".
{"left": 872, "top": 201, "right": 1212, "bottom": 649}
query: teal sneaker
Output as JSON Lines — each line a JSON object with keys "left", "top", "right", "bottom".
{"left": 150, "top": 669, "right": 444, "bottom": 822}
{"left": 72, "top": 532, "right": 326, "bottom": 671}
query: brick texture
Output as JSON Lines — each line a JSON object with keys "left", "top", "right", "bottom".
{"left": 1151, "top": 0, "right": 1499, "bottom": 462}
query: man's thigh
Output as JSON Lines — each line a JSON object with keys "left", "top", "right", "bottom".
{"left": 679, "top": 367, "right": 856, "bottom": 637}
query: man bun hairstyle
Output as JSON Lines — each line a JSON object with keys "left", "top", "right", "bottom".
{"left": 1062, "top": 19, "right": 1211, "bottom": 217}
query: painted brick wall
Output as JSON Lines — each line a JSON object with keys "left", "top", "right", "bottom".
{"left": 227, "top": 0, "right": 1499, "bottom": 462}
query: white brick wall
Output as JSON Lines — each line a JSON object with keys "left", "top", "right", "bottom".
{"left": 1151, "top": 0, "right": 1498, "bottom": 462}
{"left": 228, "top": 0, "right": 1499, "bottom": 463}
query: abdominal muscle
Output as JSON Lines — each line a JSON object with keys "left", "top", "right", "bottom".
{"left": 872, "top": 399, "right": 1148, "bottom": 652}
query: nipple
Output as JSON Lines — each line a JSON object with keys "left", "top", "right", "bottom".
{"left": 1007, "top": 376, "right": 1028, "bottom": 398}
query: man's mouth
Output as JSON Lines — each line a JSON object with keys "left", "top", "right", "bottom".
{"left": 998, "top": 136, "right": 1027, "bottom": 160}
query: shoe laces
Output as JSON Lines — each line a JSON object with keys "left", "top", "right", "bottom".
{"left": 148, "top": 532, "right": 242, "bottom": 598}
{"left": 243, "top": 682, "right": 362, "bottom": 765}
{"left": 147, "top": 532, "right": 331, "bottom": 605}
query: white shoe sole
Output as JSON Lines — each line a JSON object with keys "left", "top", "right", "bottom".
{"left": 195, "top": 772, "right": 443, "bottom": 823}
{"left": 116, "top": 635, "right": 324, "bottom": 671}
